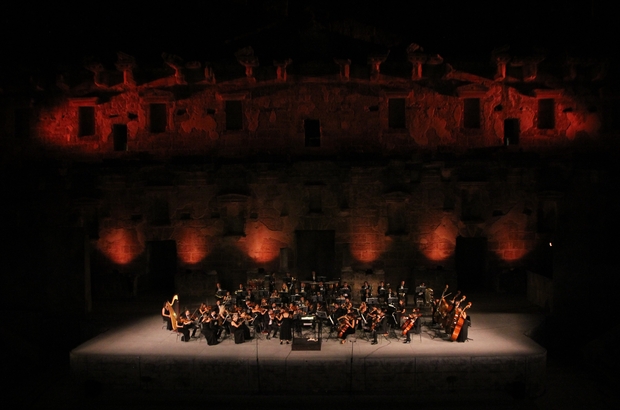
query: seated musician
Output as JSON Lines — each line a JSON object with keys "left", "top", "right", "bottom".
{"left": 361, "top": 281, "right": 371, "bottom": 293}
{"left": 215, "top": 282, "right": 225, "bottom": 299}
{"left": 396, "top": 299, "right": 407, "bottom": 326}
{"left": 370, "top": 309, "right": 387, "bottom": 345}
{"left": 377, "top": 281, "right": 387, "bottom": 303}
{"left": 230, "top": 313, "right": 246, "bottom": 344}
{"left": 397, "top": 280, "right": 408, "bottom": 304}
{"left": 222, "top": 291, "right": 233, "bottom": 307}
{"left": 201, "top": 310, "right": 219, "bottom": 345}
{"left": 264, "top": 309, "right": 280, "bottom": 339}
{"left": 338, "top": 310, "right": 357, "bottom": 344}
{"left": 215, "top": 299, "right": 230, "bottom": 336}
{"left": 176, "top": 315, "right": 192, "bottom": 342}
{"left": 235, "top": 284, "right": 246, "bottom": 306}
{"left": 181, "top": 309, "right": 198, "bottom": 339}
{"left": 279, "top": 282, "right": 289, "bottom": 304}
{"left": 161, "top": 302, "right": 173, "bottom": 331}
{"left": 340, "top": 282, "right": 352, "bottom": 300}
{"left": 284, "top": 272, "right": 293, "bottom": 290}
{"left": 299, "top": 282, "right": 308, "bottom": 298}
{"left": 402, "top": 308, "right": 421, "bottom": 344}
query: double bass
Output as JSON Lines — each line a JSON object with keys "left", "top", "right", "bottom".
{"left": 449, "top": 302, "right": 472, "bottom": 342}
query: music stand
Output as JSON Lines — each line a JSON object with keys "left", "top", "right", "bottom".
{"left": 367, "top": 297, "right": 379, "bottom": 306}
{"left": 258, "top": 290, "right": 269, "bottom": 298}
{"left": 317, "top": 276, "right": 327, "bottom": 282}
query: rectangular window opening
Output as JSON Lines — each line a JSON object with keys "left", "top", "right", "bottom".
{"left": 304, "top": 119, "right": 321, "bottom": 147}
{"left": 78, "top": 106, "right": 95, "bottom": 137}
{"left": 149, "top": 103, "right": 167, "bottom": 133}
{"left": 225, "top": 100, "right": 243, "bottom": 131}
{"left": 388, "top": 98, "right": 406, "bottom": 129}
{"left": 537, "top": 99, "right": 555, "bottom": 129}
{"left": 463, "top": 98, "right": 481, "bottom": 129}
{"left": 113, "top": 124, "right": 128, "bottom": 151}
{"left": 504, "top": 118, "right": 520, "bottom": 145}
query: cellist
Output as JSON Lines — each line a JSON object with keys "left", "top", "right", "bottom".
{"left": 338, "top": 310, "right": 357, "bottom": 344}
{"left": 402, "top": 308, "right": 421, "bottom": 344}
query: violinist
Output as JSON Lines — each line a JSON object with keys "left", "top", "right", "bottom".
{"left": 181, "top": 309, "right": 198, "bottom": 339}
{"left": 264, "top": 309, "right": 279, "bottom": 340}
{"left": 176, "top": 311, "right": 193, "bottom": 342}
{"left": 230, "top": 313, "right": 246, "bottom": 344}
{"left": 215, "top": 299, "right": 230, "bottom": 336}
{"left": 201, "top": 310, "right": 219, "bottom": 345}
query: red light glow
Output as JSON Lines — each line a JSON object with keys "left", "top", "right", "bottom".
{"left": 97, "top": 228, "right": 143, "bottom": 265}
{"left": 349, "top": 226, "right": 386, "bottom": 263}
{"left": 177, "top": 228, "right": 209, "bottom": 264}
{"left": 420, "top": 237, "right": 454, "bottom": 262}
{"left": 243, "top": 226, "right": 284, "bottom": 264}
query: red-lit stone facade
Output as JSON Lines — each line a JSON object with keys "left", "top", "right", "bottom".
{"left": 3, "top": 48, "right": 614, "bottom": 302}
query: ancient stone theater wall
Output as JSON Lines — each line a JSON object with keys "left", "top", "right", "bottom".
{"left": 14, "top": 49, "right": 607, "bottom": 299}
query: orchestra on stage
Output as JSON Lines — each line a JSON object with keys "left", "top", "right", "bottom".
{"left": 161, "top": 274, "right": 471, "bottom": 345}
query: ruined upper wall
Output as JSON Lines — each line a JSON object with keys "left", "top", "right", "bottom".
{"left": 3, "top": 47, "right": 612, "bottom": 161}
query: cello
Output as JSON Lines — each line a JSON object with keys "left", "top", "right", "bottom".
{"left": 401, "top": 308, "right": 421, "bottom": 335}
{"left": 449, "top": 302, "right": 472, "bottom": 342}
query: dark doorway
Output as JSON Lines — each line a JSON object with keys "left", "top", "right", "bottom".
{"left": 296, "top": 230, "right": 335, "bottom": 279}
{"left": 147, "top": 240, "right": 177, "bottom": 292}
{"left": 504, "top": 118, "right": 520, "bottom": 145}
{"left": 455, "top": 236, "right": 487, "bottom": 290}
{"left": 113, "top": 124, "right": 128, "bottom": 151}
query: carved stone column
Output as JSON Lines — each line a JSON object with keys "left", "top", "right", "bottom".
{"left": 85, "top": 62, "right": 105, "bottom": 88}
{"left": 367, "top": 53, "right": 388, "bottom": 81}
{"left": 408, "top": 54, "right": 427, "bottom": 80}
{"left": 162, "top": 53, "right": 186, "bottom": 85}
{"left": 204, "top": 62, "right": 216, "bottom": 84}
{"left": 493, "top": 54, "right": 510, "bottom": 81}
{"left": 236, "top": 47, "right": 259, "bottom": 83}
{"left": 274, "top": 59, "right": 292, "bottom": 82}
{"left": 334, "top": 58, "right": 351, "bottom": 81}
{"left": 115, "top": 52, "right": 136, "bottom": 86}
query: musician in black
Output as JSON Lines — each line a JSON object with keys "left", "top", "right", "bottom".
{"left": 377, "top": 281, "right": 387, "bottom": 303}
{"left": 201, "top": 311, "right": 219, "bottom": 345}
{"left": 264, "top": 309, "right": 280, "bottom": 339}
{"left": 397, "top": 280, "right": 408, "bottom": 305}
{"left": 181, "top": 309, "right": 198, "bottom": 339}
{"left": 370, "top": 309, "right": 386, "bottom": 345}
{"left": 215, "top": 282, "right": 225, "bottom": 299}
{"left": 340, "top": 282, "right": 352, "bottom": 300}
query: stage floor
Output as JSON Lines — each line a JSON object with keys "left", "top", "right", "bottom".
{"left": 70, "top": 309, "right": 546, "bottom": 398}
